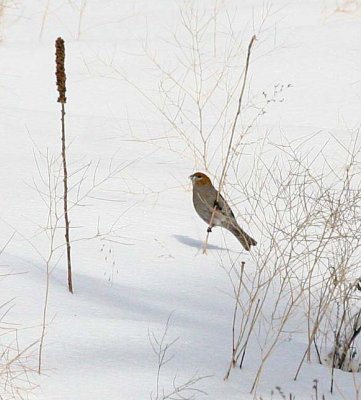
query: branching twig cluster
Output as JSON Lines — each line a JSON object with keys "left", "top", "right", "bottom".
{"left": 222, "top": 132, "right": 361, "bottom": 393}
{"left": 31, "top": 143, "right": 131, "bottom": 373}
{"left": 96, "top": 3, "right": 284, "bottom": 177}
{"left": 0, "top": 296, "right": 38, "bottom": 399}
{"left": 149, "top": 315, "right": 209, "bottom": 400}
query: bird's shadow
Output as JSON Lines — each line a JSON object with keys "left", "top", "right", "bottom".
{"left": 173, "top": 234, "right": 227, "bottom": 251}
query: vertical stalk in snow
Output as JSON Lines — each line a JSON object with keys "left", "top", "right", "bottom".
{"left": 203, "top": 35, "right": 256, "bottom": 253}
{"left": 55, "top": 37, "right": 73, "bottom": 294}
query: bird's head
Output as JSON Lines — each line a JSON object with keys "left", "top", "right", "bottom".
{"left": 189, "top": 172, "right": 212, "bottom": 187}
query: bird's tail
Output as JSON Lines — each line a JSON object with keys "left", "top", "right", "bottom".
{"left": 228, "top": 224, "right": 257, "bottom": 251}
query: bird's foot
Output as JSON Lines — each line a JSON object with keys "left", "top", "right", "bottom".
{"left": 213, "top": 200, "right": 222, "bottom": 210}
{"left": 207, "top": 227, "right": 212, "bottom": 233}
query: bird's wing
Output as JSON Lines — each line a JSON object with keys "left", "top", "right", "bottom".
{"left": 216, "top": 192, "right": 236, "bottom": 219}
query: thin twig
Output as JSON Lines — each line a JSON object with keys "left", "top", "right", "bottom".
{"left": 203, "top": 35, "right": 256, "bottom": 253}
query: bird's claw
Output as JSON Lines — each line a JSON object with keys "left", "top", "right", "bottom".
{"left": 207, "top": 227, "right": 212, "bottom": 233}
{"left": 213, "top": 200, "right": 221, "bottom": 210}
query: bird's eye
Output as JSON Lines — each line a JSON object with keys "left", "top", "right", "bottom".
{"left": 196, "top": 174, "right": 202, "bottom": 178}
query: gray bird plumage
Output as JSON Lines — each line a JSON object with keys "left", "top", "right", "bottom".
{"left": 190, "top": 172, "right": 256, "bottom": 251}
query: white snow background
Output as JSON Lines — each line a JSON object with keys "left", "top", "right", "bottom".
{"left": 1, "top": 0, "right": 361, "bottom": 399}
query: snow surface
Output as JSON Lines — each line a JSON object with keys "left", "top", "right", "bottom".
{"left": 1, "top": 0, "right": 361, "bottom": 399}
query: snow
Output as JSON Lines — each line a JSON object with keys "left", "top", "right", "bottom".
{"left": 1, "top": 0, "right": 361, "bottom": 399}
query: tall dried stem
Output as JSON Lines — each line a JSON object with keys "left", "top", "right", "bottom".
{"left": 203, "top": 35, "right": 256, "bottom": 253}
{"left": 55, "top": 37, "right": 73, "bottom": 294}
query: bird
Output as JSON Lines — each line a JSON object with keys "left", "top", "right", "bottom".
{"left": 189, "top": 172, "right": 257, "bottom": 251}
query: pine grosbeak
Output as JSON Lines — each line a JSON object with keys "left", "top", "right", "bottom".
{"left": 189, "top": 172, "right": 257, "bottom": 251}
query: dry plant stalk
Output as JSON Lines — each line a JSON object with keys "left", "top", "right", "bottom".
{"left": 37, "top": 151, "right": 62, "bottom": 374}
{"left": 219, "top": 132, "right": 361, "bottom": 394}
{"left": 99, "top": 4, "right": 267, "bottom": 173}
{"left": 203, "top": 35, "right": 256, "bottom": 253}
{"left": 237, "top": 134, "right": 361, "bottom": 392}
{"left": 55, "top": 37, "right": 73, "bottom": 294}
{"left": 0, "top": 239, "right": 38, "bottom": 395}
{"left": 149, "top": 315, "right": 209, "bottom": 400}
{"left": 33, "top": 144, "right": 128, "bottom": 373}
{"left": 0, "top": 295, "right": 38, "bottom": 397}
{"left": 0, "top": 1, "right": 5, "bottom": 42}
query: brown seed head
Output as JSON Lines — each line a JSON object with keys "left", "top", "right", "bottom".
{"left": 55, "top": 37, "right": 67, "bottom": 104}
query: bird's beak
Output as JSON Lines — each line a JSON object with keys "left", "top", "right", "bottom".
{"left": 189, "top": 174, "right": 194, "bottom": 181}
